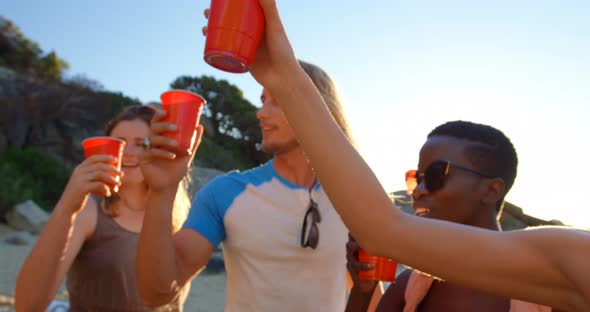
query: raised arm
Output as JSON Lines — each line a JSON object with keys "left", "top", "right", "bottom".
{"left": 246, "top": 1, "right": 590, "bottom": 310}
{"left": 15, "top": 155, "right": 119, "bottom": 311}
{"left": 136, "top": 110, "right": 212, "bottom": 306}
{"left": 136, "top": 189, "right": 213, "bottom": 306}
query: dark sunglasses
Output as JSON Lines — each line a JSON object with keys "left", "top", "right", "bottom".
{"left": 301, "top": 181, "right": 321, "bottom": 249}
{"left": 405, "top": 160, "right": 495, "bottom": 193}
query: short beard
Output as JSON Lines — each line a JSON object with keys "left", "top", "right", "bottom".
{"left": 261, "top": 138, "right": 300, "bottom": 155}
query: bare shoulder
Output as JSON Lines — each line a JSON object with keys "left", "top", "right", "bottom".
{"left": 75, "top": 196, "right": 99, "bottom": 239}
{"left": 376, "top": 269, "right": 412, "bottom": 312}
{"left": 506, "top": 226, "right": 590, "bottom": 308}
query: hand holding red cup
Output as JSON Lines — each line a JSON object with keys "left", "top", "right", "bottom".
{"left": 81, "top": 136, "right": 126, "bottom": 194}
{"left": 204, "top": 0, "right": 265, "bottom": 73}
{"left": 357, "top": 249, "right": 397, "bottom": 282}
{"left": 159, "top": 90, "right": 206, "bottom": 156}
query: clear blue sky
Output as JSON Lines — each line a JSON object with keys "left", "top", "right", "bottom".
{"left": 4, "top": 0, "right": 590, "bottom": 228}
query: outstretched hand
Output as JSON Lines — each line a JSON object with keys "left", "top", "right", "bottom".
{"left": 140, "top": 108, "right": 203, "bottom": 192}
{"left": 202, "top": 0, "right": 300, "bottom": 87}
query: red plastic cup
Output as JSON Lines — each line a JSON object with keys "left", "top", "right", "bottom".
{"left": 160, "top": 90, "right": 206, "bottom": 156}
{"left": 358, "top": 249, "right": 397, "bottom": 282}
{"left": 81, "top": 137, "right": 126, "bottom": 194}
{"left": 204, "top": 0, "right": 265, "bottom": 73}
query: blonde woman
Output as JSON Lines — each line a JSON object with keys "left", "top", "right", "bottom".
{"left": 15, "top": 105, "right": 196, "bottom": 311}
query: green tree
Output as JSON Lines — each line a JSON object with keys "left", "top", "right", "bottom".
{"left": 0, "top": 16, "right": 68, "bottom": 81}
{"left": 170, "top": 75, "right": 269, "bottom": 170}
{"left": 34, "top": 50, "right": 69, "bottom": 81}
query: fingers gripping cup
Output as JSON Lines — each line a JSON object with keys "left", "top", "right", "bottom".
{"left": 160, "top": 90, "right": 206, "bottom": 156}
{"left": 358, "top": 249, "right": 397, "bottom": 282}
{"left": 81, "top": 137, "right": 126, "bottom": 194}
{"left": 204, "top": 0, "right": 265, "bottom": 73}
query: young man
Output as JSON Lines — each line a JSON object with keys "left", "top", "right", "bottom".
{"left": 346, "top": 120, "right": 551, "bottom": 311}
{"left": 136, "top": 60, "right": 379, "bottom": 311}
{"left": 222, "top": 1, "right": 590, "bottom": 310}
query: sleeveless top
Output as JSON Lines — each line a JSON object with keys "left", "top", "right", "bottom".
{"left": 403, "top": 270, "right": 551, "bottom": 312}
{"left": 67, "top": 202, "right": 189, "bottom": 311}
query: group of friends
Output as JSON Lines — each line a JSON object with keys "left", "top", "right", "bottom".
{"left": 14, "top": 1, "right": 590, "bottom": 311}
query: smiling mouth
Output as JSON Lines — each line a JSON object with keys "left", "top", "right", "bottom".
{"left": 414, "top": 208, "right": 431, "bottom": 217}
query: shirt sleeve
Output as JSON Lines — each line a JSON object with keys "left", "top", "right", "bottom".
{"left": 182, "top": 177, "right": 227, "bottom": 247}
{"left": 182, "top": 174, "right": 245, "bottom": 247}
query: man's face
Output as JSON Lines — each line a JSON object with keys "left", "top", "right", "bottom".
{"left": 256, "top": 88, "right": 299, "bottom": 155}
{"left": 411, "top": 135, "right": 487, "bottom": 226}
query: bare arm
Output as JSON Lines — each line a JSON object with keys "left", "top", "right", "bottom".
{"left": 375, "top": 269, "right": 411, "bottom": 311}
{"left": 136, "top": 189, "right": 213, "bottom": 306}
{"left": 136, "top": 110, "right": 210, "bottom": 306}
{"left": 15, "top": 155, "right": 117, "bottom": 311}
{"left": 248, "top": 1, "right": 590, "bottom": 310}
{"left": 15, "top": 199, "right": 95, "bottom": 311}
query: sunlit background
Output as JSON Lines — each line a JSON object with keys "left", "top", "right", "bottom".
{"left": 5, "top": 0, "right": 589, "bottom": 228}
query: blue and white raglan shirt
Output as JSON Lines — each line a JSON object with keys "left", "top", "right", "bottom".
{"left": 183, "top": 160, "right": 348, "bottom": 312}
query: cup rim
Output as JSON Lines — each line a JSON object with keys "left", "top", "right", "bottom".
{"left": 161, "top": 89, "right": 206, "bottom": 103}
{"left": 82, "top": 136, "right": 126, "bottom": 146}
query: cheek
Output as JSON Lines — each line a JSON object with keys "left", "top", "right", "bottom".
{"left": 433, "top": 188, "right": 475, "bottom": 218}
{"left": 125, "top": 144, "right": 145, "bottom": 155}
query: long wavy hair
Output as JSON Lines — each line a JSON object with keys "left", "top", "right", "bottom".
{"left": 101, "top": 105, "right": 191, "bottom": 232}
{"left": 298, "top": 60, "right": 356, "bottom": 146}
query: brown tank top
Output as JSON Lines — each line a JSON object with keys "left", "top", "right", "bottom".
{"left": 67, "top": 202, "right": 189, "bottom": 311}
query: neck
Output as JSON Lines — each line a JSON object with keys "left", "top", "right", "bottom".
{"left": 116, "top": 183, "right": 148, "bottom": 212}
{"left": 469, "top": 208, "right": 502, "bottom": 231}
{"left": 272, "top": 147, "right": 316, "bottom": 188}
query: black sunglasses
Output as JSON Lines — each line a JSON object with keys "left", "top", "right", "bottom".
{"left": 301, "top": 181, "right": 321, "bottom": 249}
{"left": 406, "top": 160, "right": 495, "bottom": 193}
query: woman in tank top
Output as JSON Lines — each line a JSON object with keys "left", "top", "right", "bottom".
{"left": 14, "top": 105, "right": 196, "bottom": 311}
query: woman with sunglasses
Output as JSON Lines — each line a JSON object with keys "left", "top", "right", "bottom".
{"left": 346, "top": 120, "right": 552, "bottom": 311}
{"left": 237, "top": 1, "right": 590, "bottom": 311}
{"left": 15, "top": 105, "right": 195, "bottom": 311}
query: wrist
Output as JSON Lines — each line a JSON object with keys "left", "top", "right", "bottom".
{"left": 148, "top": 187, "right": 178, "bottom": 201}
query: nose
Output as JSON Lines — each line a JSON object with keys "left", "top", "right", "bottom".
{"left": 123, "top": 141, "right": 142, "bottom": 158}
{"left": 411, "top": 180, "right": 428, "bottom": 201}
{"left": 256, "top": 104, "right": 269, "bottom": 120}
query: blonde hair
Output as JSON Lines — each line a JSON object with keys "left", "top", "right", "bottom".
{"left": 101, "top": 105, "right": 190, "bottom": 232}
{"left": 298, "top": 60, "right": 355, "bottom": 145}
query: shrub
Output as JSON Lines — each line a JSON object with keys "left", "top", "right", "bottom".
{"left": 0, "top": 147, "right": 71, "bottom": 217}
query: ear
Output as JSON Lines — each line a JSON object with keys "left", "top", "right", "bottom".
{"left": 480, "top": 177, "right": 506, "bottom": 208}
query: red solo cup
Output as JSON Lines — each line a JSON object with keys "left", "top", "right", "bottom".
{"left": 358, "top": 249, "right": 397, "bottom": 282}
{"left": 81, "top": 137, "right": 126, "bottom": 194}
{"left": 160, "top": 90, "right": 206, "bottom": 156}
{"left": 204, "top": 0, "right": 265, "bottom": 73}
